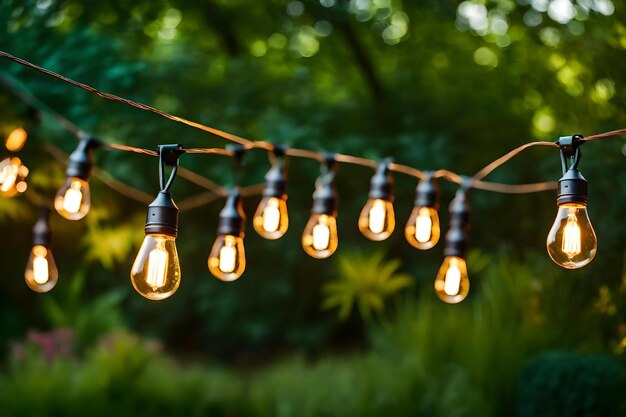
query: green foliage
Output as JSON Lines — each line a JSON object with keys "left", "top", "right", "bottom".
{"left": 41, "top": 272, "right": 125, "bottom": 349}
{"left": 322, "top": 251, "right": 413, "bottom": 321}
{"left": 518, "top": 352, "right": 625, "bottom": 417}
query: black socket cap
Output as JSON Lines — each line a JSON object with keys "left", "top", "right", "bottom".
{"left": 145, "top": 191, "right": 179, "bottom": 237}
{"left": 415, "top": 176, "right": 439, "bottom": 208}
{"left": 368, "top": 163, "right": 394, "bottom": 201}
{"left": 557, "top": 168, "right": 588, "bottom": 206}
{"left": 262, "top": 163, "right": 288, "bottom": 199}
{"left": 311, "top": 179, "right": 337, "bottom": 215}
{"left": 32, "top": 208, "right": 52, "bottom": 247}
{"left": 217, "top": 189, "right": 246, "bottom": 237}
{"left": 65, "top": 136, "right": 101, "bottom": 180}
{"left": 444, "top": 189, "right": 471, "bottom": 258}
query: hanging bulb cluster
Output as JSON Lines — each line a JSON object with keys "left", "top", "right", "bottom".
{"left": 547, "top": 135, "right": 597, "bottom": 269}
{"left": 0, "top": 156, "right": 28, "bottom": 197}
{"left": 24, "top": 207, "right": 58, "bottom": 293}
{"left": 302, "top": 154, "right": 339, "bottom": 259}
{"left": 359, "top": 160, "right": 395, "bottom": 241}
{"left": 54, "top": 136, "right": 99, "bottom": 220}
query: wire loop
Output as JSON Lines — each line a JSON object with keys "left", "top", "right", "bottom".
{"left": 158, "top": 144, "right": 184, "bottom": 192}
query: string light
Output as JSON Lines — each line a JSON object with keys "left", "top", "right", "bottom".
{"left": 546, "top": 135, "right": 597, "bottom": 269}
{"left": 209, "top": 189, "right": 247, "bottom": 281}
{"left": 130, "top": 145, "right": 184, "bottom": 301}
{"left": 0, "top": 51, "right": 625, "bottom": 304}
{"left": 253, "top": 146, "right": 289, "bottom": 240}
{"left": 435, "top": 183, "right": 471, "bottom": 304}
{"left": 54, "top": 136, "right": 100, "bottom": 220}
{"left": 0, "top": 156, "right": 28, "bottom": 197}
{"left": 302, "top": 155, "right": 339, "bottom": 259}
{"left": 358, "top": 160, "right": 395, "bottom": 241}
{"left": 405, "top": 173, "right": 440, "bottom": 250}
{"left": 25, "top": 207, "right": 58, "bottom": 293}
{"left": 5, "top": 127, "right": 28, "bottom": 152}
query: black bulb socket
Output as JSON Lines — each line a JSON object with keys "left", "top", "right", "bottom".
{"left": 32, "top": 209, "right": 52, "bottom": 247}
{"left": 145, "top": 191, "right": 179, "bottom": 237}
{"left": 312, "top": 181, "right": 337, "bottom": 216}
{"left": 262, "top": 164, "right": 287, "bottom": 199}
{"left": 65, "top": 136, "right": 101, "bottom": 181}
{"left": 414, "top": 176, "right": 439, "bottom": 209}
{"left": 556, "top": 168, "right": 588, "bottom": 206}
{"left": 443, "top": 189, "right": 471, "bottom": 259}
{"left": 368, "top": 163, "right": 394, "bottom": 201}
{"left": 217, "top": 189, "right": 246, "bottom": 237}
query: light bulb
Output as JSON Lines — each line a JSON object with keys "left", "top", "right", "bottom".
{"left": 208, "top": 234, "right": 246, "bottom": 281}
{"left": 253, "top": 196, "right": 288, "bottom": 240}
{"left": 5, "top": 127, "right": 28, "bottom": 152}
{"left": 0, "top": 157, "right": 28, "bottom": 198}
{"left": 547, "top": 203, "right": 597, "bottom": 269}
{"left": 131, "top": 189, "right": 181, "bottom": 300}
{"left": 25, "top": 245, "right": 59, "bottom": 293}
{"left": 54, "top": 177, "right": 91, "bottom": 220}
{"left": 131, "top": 234, "right": 181, "bottom": 300}
{"left": 405, "top": 206, "right": 440, "bottom": 250}
{"left": 358, "top": 198, "right": 395, "bottom": 241}
{"left": 302, "top": 213, "right": 338, "bottom": 258}
{"left": 434, "top": 256, "right": 469, "bottom": 304}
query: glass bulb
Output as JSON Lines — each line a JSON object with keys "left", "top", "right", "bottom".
{"left": 302, "top": 213, "right": 338, "bottom": 258}
{"left": 405, "top": 206, "right": 440, "bottom": 250}
{"left": 253, "top": 196, "right": 289, "bottom": 240}
{"left": 358, "top": 198, "right": 395, "bottom": 241}
{"left": 131, "top": 234, "right": 181, "bottom": 300}
{"left": 547, "top": 203, "right": 597, "bottom": 269}
{"left": 0, "top": 157, "right": 27, "bottom": 198}
{"left": 208, "top": 234, "right": 246, "bottom": 281}
{"left": 434, "top": 256, "right": 469, "bottom": 304}
{"left": 5, "top": 127, "right": 28, "bottom": 152}
{"left": 54, "top": 177, "right": 91, "bottom": 220}
{"left": 25, "top": 245, "right": 58, "bottom": 293}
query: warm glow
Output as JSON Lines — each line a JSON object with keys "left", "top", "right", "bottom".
{"left": 5, "top": 127, "right": 27, "bottom": 152}
{"left": 312, "top": 221, "right": 331, "bottom": 250}
{"left": 208, "top": 234, "right": 246, "bottom": 281}
{"left": 562, "top": 209, "right": 581, "bottom": 257}
{"left": 547, "top": 203, "right": 597, "bottom": 269}
{"left": 368, "top": 199, "right": 387, "bottom": 234}
{"left": 415, "top": 207, "right": 433, "bottom": 243}
{"left": 16, "top": 181, "right": 27, "bottom": 193}
{"left": 131, "top": 234, "right": 181, "bottom": 300}
{"left": 435, "top": 256, "right": 469, "bottom": 304}
{"left": 0, "top": 162, "right": 18, "bottom": 192}
{"left": 63, "top": 180, "right": 84, "bottom": 213}
{"left": 302, "top": 214, "right": 338, "bottom": 258}
{"left": 32, "top": 246, "right": 49, "bottom": 285}
{"left": 218, "top": 241, "right": 237, "bottom": 273}
{"left": 262, "top": 198, "right": 281, "bottom": 233}
{"left": 146, "top": 247, "right": 168, "bottom": 289}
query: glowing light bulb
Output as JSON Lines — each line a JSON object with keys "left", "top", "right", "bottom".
{"left": 253, "top": 196, "right": 289, "bottom": 239}
{"left": 208, "top": 234, "right": 246, "bottom": 281}
{"left": 405, "top": 207, "right": 440, "bottom": 250}
{"left": 358, "top": 198, "right": 395, "bottom": 241}
{"left": 54, "top": 177, "right": 91, "bottom": 220}
{"left": 434, "top": 256, "right": 469, "bottom": 304}
{"left": 131, "top": 234, "right": 181, "bottom": 300}
{"left": 25, "top": 245, "right": 58, "bottom": 293}
{"left": 0, "top": 157, "right": 28, "bottom": 198}
{"left": 5, "top": 127, "right": 28, "bottom": 152}
{"left": 547, "top": 203, "right": 596, "bottom": 269}
{"left": 302, "top": 214, "right": 338, "bottom": 258}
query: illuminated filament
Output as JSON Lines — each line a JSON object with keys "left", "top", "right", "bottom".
{"left": 262, "top": 198, "right": 281, "bottom": 233}
{"left": 32, "top": 246, "right": 49, "bottom": 284}
{"left": 218, "top": 238, "right": 237, "bottom": 273}
{"left": 562, "top": 211, "right": 581, "bottom": 258}
{"left": 63, "top": 180, "right": 84, "bottom": 213}
{"left": 415, "top": 207, "right": 433, "bottom": 243}
{"left": 312, "top": 220, "right": 331, "bottom": 251}
{"left": 0, "top": 163, "right": 18, "bottom": 192}
{"left": 146, "top": 248, "right": 168, "bottom": 289}
{"left": 368, "top": 200, "right": 387, "bottom": 234}
{"left": 444, "top": 261, "right": 462, "bottom": 296}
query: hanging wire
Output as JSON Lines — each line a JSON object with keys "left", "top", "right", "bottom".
{"left": 1, "top": 50, "right": 625, "bottom": 197}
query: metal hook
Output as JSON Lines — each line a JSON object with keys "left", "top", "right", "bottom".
{"left": 557, "top": 134, "right": 584, "bottom": 175}
{"left": 158, "top": 144, "right": 184, "bottom": 192}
